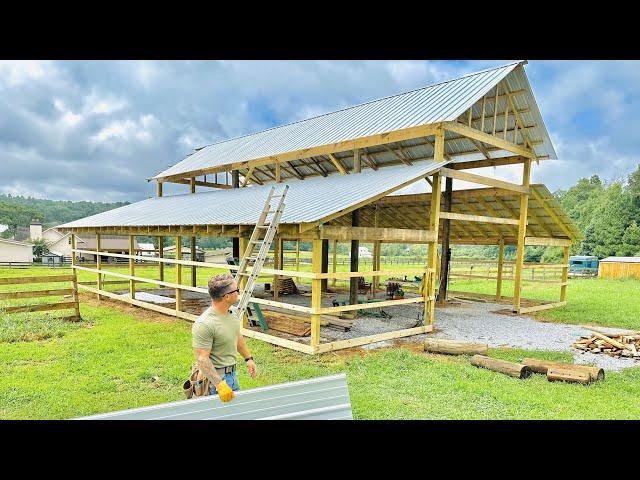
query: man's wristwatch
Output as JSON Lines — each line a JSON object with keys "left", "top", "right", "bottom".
{"left": 244, "top": 356, "right": 254, "bottom": 362}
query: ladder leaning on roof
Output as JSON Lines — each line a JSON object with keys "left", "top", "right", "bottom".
{"left": 229, "top": 185, "right": 289, "bottom": 322}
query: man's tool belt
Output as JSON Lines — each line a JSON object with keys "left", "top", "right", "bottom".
{"left": 216, "top": 364, "right": 236, "bottom": 374}
{"left": 183, "top": 362, "right": 210, "bottom": 399}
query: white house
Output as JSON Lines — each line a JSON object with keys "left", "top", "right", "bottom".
{"left": 358, "top": 246, "right": 373, "bottom": 258}
{"left": 0, "top": 238, "right": 34, "bottom": 264}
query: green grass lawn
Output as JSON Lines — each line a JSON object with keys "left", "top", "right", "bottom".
{"left": 1, "top": 266, "right": 639, "bottom": 419}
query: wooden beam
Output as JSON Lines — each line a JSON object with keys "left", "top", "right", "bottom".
{"left": 319, "top": 226, "right": 436, "bottom": 242}
{"left": 440, "top": 167, "right": 529, "bottom": 193}
{"left": 382, "top": 144, "right": 412, "bottom": 165}
{"left": 496, "top": 238, "right": 505, "bottom": 301}
{"left": 440, "top": 212, "right": 520, "bottom": 226}
{"left": 190, "top": 177, "right": 196, "bottom": 193}
{"left": 155, "top": 123, "right": 440, "bottom": 182}
{"left": 443, "top": 121, "right": 535, "bottom": 159}
{"left": 353, "top": 148, "right": 361, "bottom": 173}
{"left": 426, "top": 131, "right": 443, "bottom": 325}
{"left": 129, "top": 235, "right": 135, "bottom": 300}
{"left": 519, "top": 301, "right": 567, "bottom": 314}
{"left": 326, "top": 153, "right": 348, "bottom": 175}
{"left": 175, "top": 236, "right": 182, "bottom": 313}
{"left": 315, "top": 325, "right": 433, "bottom": 353}
{"left": 275, "top": 162, "right": 282, "bottom": 183}
{"left": 157, "top": 181, "right": 163, "bottom": 197}
{"left": 241, "top": 166, "right": 255, "bottom": 187}
{"left": 525, "top": 236, "right": 573, "bottom": 247}
{"left": 560, "top": 246, "right": 570, "bottom": 303}
{"left": 530, "top": 188, "right": 575, "bottom": 239}
{"left": 172, "top": 178, "right": 232, "bottom": 189}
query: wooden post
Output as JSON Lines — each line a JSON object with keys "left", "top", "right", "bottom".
{"left": 273, "top": 236, "right": 281, "bottom": 301}
{"left": 372, "top": 240, "right": 381, "bottom": 294}
{"left": 437, "top": 176, "right": 452, "bottom": 304}
{"left": 331, "top": 240, "right": 337, "bottom": 287}
{"left": 71, "top": 234, "right": 81, "bottom": 321}
{"left": 276, "top": 162, "right": 282, "bottom": 183}
{"left": 129, "top": 234, "right": 135, "bottom": 300}
{"left": 321, "top": 239, "right": 329, "bottom": 292}
{"left": 349, "top": 209, "right": 360, "bottom": 305}
{"left": 190, "top": 177, "right": 196, "bottom": 194}
{"left": 560, "top": 245, "right": 570, "bottom": 302}
{"left": 96, "top": 233, "right": 103, "bottom": 300}
{"left": 158, "top": 236, "right": 164, "bottom": 282}
{"left": 425, "top": 128, "right": 444, "bottom": 325}
{"left": 190, "top": 236, "right": 197, "bottom": 287}
{"left": 311, "top": 238, "right": 323, "bottom": 349}
{"left": 295, "top": 240, "right": 300, "bottom": 281}
{"left": 496, "top": 238, "right": 505, "bottom": 301}
{"left": 353, "top": 148, "right": 361, "bottom": 173}
{"left": 157, "top": 181, "right": 163, "bottom": 197}
{"left": 232, "top": 170, "right": 240, "bottom": 262}
{"left": 513, "top": 159, "right": 531, "bottom": 313}
{"left": 239, "top": 236, "right": 249, "bottom": 328}
{"left": 175, "top": 236, "right": 182, "bottom": 313}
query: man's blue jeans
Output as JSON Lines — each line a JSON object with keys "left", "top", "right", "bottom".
{"left": 210, "top": 370, "right": 240, "bottom": 396}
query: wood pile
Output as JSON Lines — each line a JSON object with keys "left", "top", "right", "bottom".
{"left": 522, "top": 358, "right": 604, "bottom": 383}
{"left": 273, "top": 277, "right": 299, "bottom": 295}
{"left": 572, "top": 328, "right": 640, "bottom": 359}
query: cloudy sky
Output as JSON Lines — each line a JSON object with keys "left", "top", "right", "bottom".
{"left": 1, "top": 60, "right": 639, "bottom": 203}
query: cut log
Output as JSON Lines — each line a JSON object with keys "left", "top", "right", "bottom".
{"left": 522, "top": 358, "right": 604, "bottom": 382}
{"left": 547, "top": 367, "right": 591, "bottom": 385}
{"left": 424, "top": 339, "right": 488, "bottom": 356}
{"left": 470, "top": 355, "right": 532, "bottom": 379}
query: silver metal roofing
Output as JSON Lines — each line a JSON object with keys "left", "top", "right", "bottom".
{"left": 153, "top": 61, "right": 556, "bottom": 181}
{"left": 58, "top": 161, "right": 447, "bottom": 229}
{"left": 76, "top": 374, "right": 353, "bottom": 420}
{"left": 600, "top": 257, "right": 640, "bottom": 263}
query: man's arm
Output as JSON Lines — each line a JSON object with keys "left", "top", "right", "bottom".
{"left": 237, "top": 334, "right": 257, "bottom": 378}
{"left": 195, "top": 348, "right": 223, "bottom": 386}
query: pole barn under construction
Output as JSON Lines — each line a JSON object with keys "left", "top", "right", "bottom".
{"left": 58, "top": 61, "right": 582, "bottom": 354}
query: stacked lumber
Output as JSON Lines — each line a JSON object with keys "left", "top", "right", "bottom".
{"left": 572, "top": 328, "right": 640, "bottom": 359}
{"left": 274, "top": 277, "right": 299, "bottom": 295}
{"left": 522, "top": 358, "right": 604, "bottom": 383}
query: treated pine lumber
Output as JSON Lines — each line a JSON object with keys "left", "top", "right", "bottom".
{"left": 0, "top": 275, "right": 75, "bottom": 285}
{"left": 423, "top": 339, "right": 488, "bottom": 356}
{"left": 470, "top": 355, "right": 532, "bottom": 379}
{"left": 4, "top": 301, "right": 77, "bottom": 314}
{"left": 263, "top": 315, "right": 311, "bottom": 336}
{"left": 521, "top": 358, "right": 604, "bottom": 382}
{"left": 547, "top": 367, "right": 591, "bottom": 385}
{"left": 588, "top": 331, "right": 627, "bottom": 350}
{"left": 0, "top": 288, "right": 74, "bottom": 299}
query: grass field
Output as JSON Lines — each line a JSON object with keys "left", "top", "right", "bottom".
{"left": 1, "top": 266, "right": 639, "bottom": 419}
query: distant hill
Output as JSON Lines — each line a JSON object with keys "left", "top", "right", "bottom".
{"left": 0, "top": 194, "right": 129, "bottom": 238}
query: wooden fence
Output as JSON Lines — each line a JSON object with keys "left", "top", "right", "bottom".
{"left": 0, "top": 273, "right": 81, "bottom": 321}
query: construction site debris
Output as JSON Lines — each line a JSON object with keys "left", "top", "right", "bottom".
{"left": 572, "top": 329, "right": 640, "bottom": 359}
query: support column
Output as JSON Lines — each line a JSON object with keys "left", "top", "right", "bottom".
{"left": 273, "top": 236, "right": 281, "bottom": 301}
{"left": 372, "top": 240, "right": 381, "bottom": 294}
{"left": 190, "top": 236, "right": 197, "bottom": 287}
{"left": 232, "top": 170, "right": 240, "bottom": 262}
{"left": 349, "top": 209, "right": 360, "bottom": 305}
{"left": 496, "top": 238, "right": 505, "bottom": 301}
{"left": 276, "top": 162, "right": 282, "bottom": 183}
{"left": 425, "top": 127, "right": 444, "bottom": 325}
{"left": 295, "top": 240, "right": 300, "bottom": 280}
{"left": 560, "top": 245, "right": 570, "bottom": 302}
{"left": 331, "top": 240, "right": 337, "bottom": 287}
{"left": 157, "top": 181, "right": 163, "bottom": 198}
{"left": 513, "top": 159, "right": 531, "bottom": 313}
{"left": 239, "top": 236, "right": 249, "bottom": 328}
{"left": 129, "top": 234, "right": 136, "bottom": 300}
{"left": 96, "top": 233, "right": 103, "bottom": 300}
{"left": 71, "top": 234, "right": 80, "bottom": 321}
{"left": 436, "top": 176, "right": 452, "bottom": 304}
{"left": 321, "top": 239, "right": 329, "bottom": 292}
{"left": 311, "top": 238, "right": 323, "bottom": 349}
{"left": 158, "top": 236, "right": 164, "bottom": 282}
{"left": 175, "top": 237, "right": 182, "bottom": 313}
{"left": 353, "top": 148, "right": 361, "bottom": 173}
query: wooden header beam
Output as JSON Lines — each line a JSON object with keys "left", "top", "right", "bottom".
{"left": 443, "top": 121, "right": 535, "bottom": 159}
{"left": 440, "top": 212, "right": 520, "bottom": 226}
{"left": 525, "top": 236, "right": 573, "bottom": 247}
{"left": 440, "top": 167, "right": 529, "bottom": 193}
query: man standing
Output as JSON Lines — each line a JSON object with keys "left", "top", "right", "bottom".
{"left": 192, "top": 273, "right": 257, "bottom": 402}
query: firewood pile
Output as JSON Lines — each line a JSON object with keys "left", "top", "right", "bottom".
{"left": 573, "top": 328, "right": 640, "bottom": 359}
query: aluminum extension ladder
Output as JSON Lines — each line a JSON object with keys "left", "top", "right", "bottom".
{"left": 229, "top": 185, "right": 288, "bottom": 321}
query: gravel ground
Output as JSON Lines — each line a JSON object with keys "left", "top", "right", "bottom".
{"left": 132, "top": 286, "right": 639, "bottom": 371}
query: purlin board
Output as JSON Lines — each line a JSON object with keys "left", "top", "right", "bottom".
{"left": 75, "top": 374, "right": 353, "bottom": 420}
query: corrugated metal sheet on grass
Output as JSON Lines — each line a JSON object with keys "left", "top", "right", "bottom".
{"left": 76, "top": 374, "right": 353, "bottom": 420}
{"left": 58, "top": 161, "right": 447, "bottom": 228}
{"left": 154, "top": 62, "right": 523, "bottom": 180}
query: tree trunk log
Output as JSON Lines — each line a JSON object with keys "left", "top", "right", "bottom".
{"left": 547, "top": 367, "right": 591, "bottom": 385}
{"left": 424, "top": 339, "right": 488, "bottom": 356}
{"left": 470, "top": 355, "right": 532, "bottom": 379}
{"left": 522, "top": 358, "right": 604, "bottom": 382}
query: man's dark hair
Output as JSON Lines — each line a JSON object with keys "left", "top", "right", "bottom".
{"left": 208, "top": 273, "right": 235, "bottom": 300}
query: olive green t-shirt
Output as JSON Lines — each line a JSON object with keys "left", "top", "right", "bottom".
{"left": 191, "top": 307, "right": 240, "bottom": 368}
